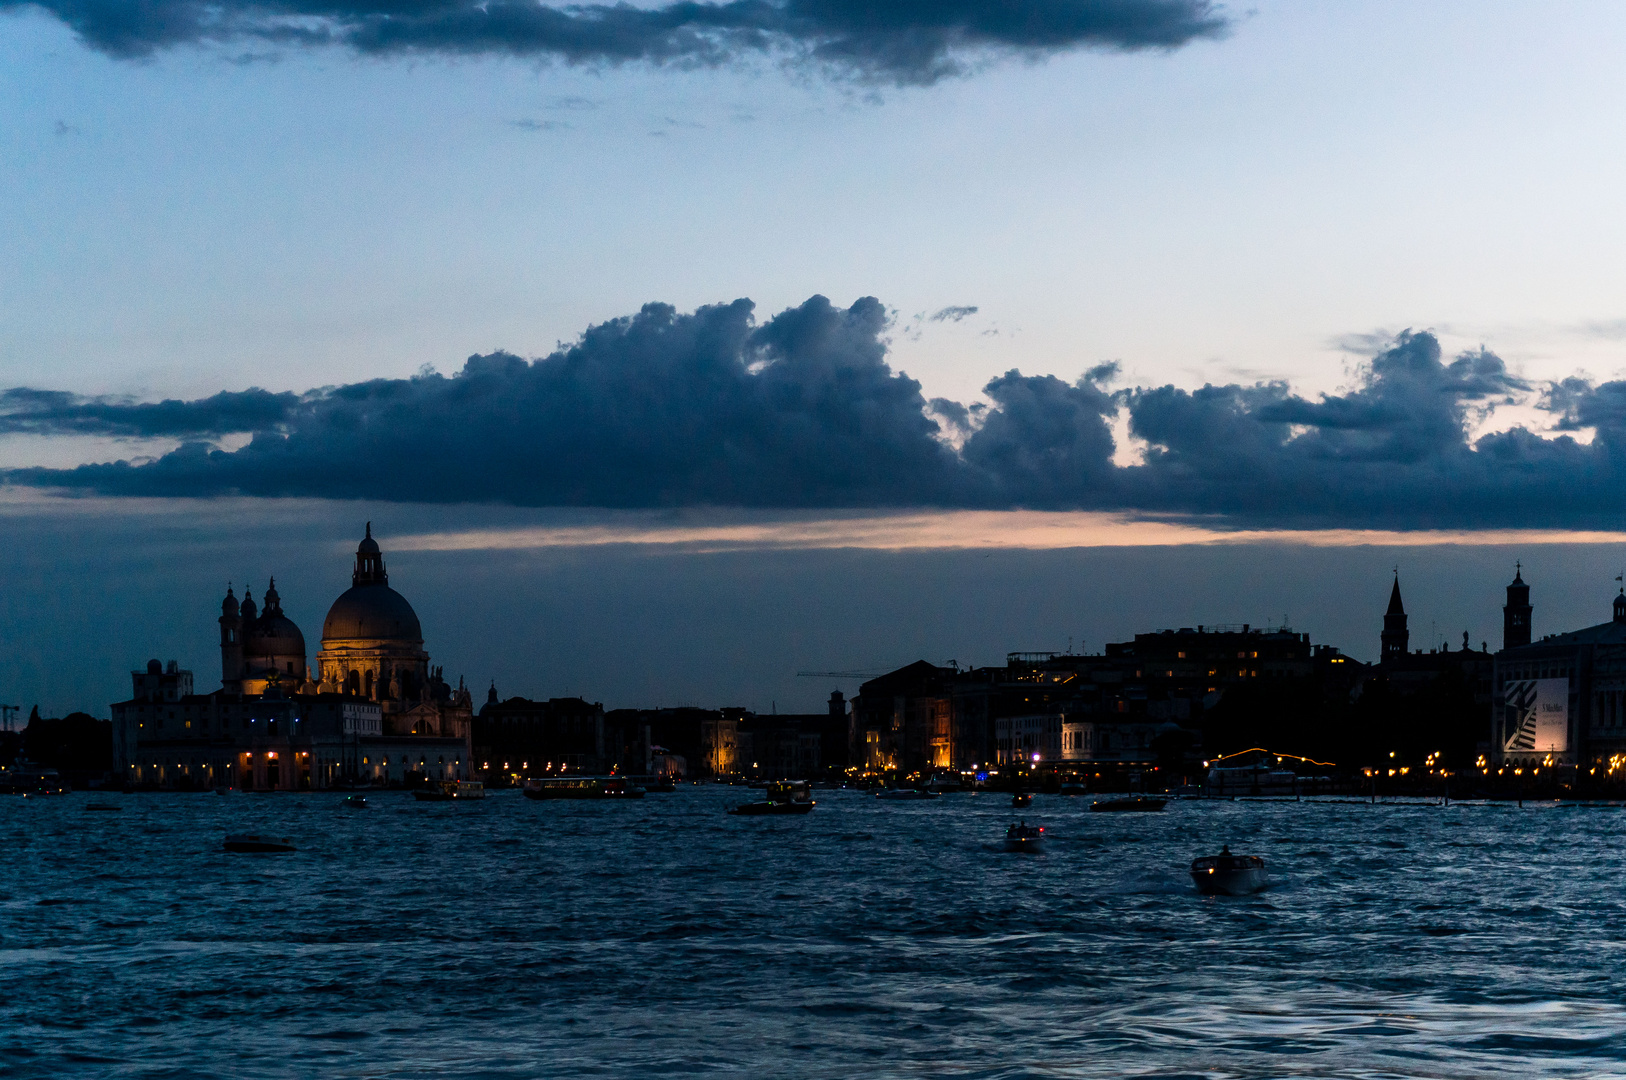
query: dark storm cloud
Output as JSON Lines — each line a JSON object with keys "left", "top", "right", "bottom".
{"left": 9, "top": 302, "right": 1626, "bottom": 528}
{"left": 963, "top": 368, "right": 1117, "bottom": 504}
{"left": 1116, "top": 332, "right": 1610, "bottom": 527}
{"left": 7, "top": 296, "right": 969, "bottom": 506}
{"left": 1, "top": 0, "right": 1229, "bottom": 83}
{"left": 0, "top": 386, "right": 301, "bottom": 437}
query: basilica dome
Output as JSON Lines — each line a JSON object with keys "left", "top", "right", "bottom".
{"left": 320, "top": 524, "right": 424, "bottom": 645}
{"left": 322, "top": 584, "right": 423, "bottom": 643}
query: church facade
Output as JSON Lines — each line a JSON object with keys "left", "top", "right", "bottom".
{"left": 111, "top": 526, "right": 474, "bottom": 790}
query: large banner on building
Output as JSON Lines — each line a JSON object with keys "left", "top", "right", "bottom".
{"left": 1504, "top": 678, "right": 1569, "bottom": 753}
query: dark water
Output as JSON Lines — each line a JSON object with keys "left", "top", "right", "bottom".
{"left": 5, "top": 789, "right": 1626, "bottom": 1078}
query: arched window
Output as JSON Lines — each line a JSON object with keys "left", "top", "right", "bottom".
{"left": 346, "top": 670, "right": 359, "bottom": 696}
{"left": 364, "top": 670, "right": 374, "bottom": 698}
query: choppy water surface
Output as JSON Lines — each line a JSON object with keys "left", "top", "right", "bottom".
{"left": 5, "top": 790, "right": 1626, "bottom": 1078}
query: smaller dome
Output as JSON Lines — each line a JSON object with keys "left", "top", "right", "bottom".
{"left": 358, "top": 521, "right": 380, "bottom": 554}
{"left": 245, "top": 612, "right": 306, "bottom": 660}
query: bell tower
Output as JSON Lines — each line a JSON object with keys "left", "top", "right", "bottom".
{"left": 1381, "top": 573, "right": 1409, "bottom": 662}
{"left": 1503, "top": 563, "right": 1531, "bottom": 648}
{"left": 219, "top": 585, "right": 242, "bottom": 686}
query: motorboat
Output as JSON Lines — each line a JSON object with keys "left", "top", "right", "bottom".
{"left": 522, "top": 777, "right": 646, "bottom": 800}
{"left": 1010, "top": 792, "right": 1032, "bottom": 808}
{"left": 1089, "top": 797, "right": 1167, "bottom": 812}
{"left": 1058, "top": 781, "right": 1088, "bottom": 797}
{"left": 1191, "top": 845, "right": 1268, "bottom": 895}
{"left": 729, "top": 780, "right": 816, "bottom": 816}
{"left": 0, "top": 765, "right": 66, "bottom": 796}
{"left": 1206, "top": 762, "right": 1300, "bottom": 796}
{"left": 223, "top": 834, "right": 296, "bottom": 854}
{"left": 412, "top": 781, "right": 485, "bottom": 802}
{"left": 875, "top": 788, "right": 940, "bottom": 801}
{"left": 344, "top": 794, "right": 368, "bottom": 809}
{"left": 1004, "top": 821, "right": 1045, "bottom": 852}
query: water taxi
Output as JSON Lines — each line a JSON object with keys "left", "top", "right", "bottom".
{"left": 1010, "top": 791, "right": 1032, "bottom": 808}
{"left": 412, "top": 780, "right": 486, "bottom": 802}
{"left": 1190, "top": 845, "right": 1268, "bottom": 895}
{"left": 1004, "top": 822, "right": 1045, "bottom": 852}
{"left": 728, "top": 780, "right": 816, "bottom": 816}
{"left": 0, "top": 765, "right": 67, "bottom": 796}
{"left": 522, "top": 776, "right": 646, "bottom": 800}
{"left": 1089, "top": 797, "right": 1167, "bottom": 812}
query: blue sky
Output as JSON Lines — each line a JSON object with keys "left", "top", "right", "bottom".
{"left": 9, "top": 2, "right": 1626, "bottom": 412}
{"left": 6, "top": 0, "right": 1626, "bottom": 714}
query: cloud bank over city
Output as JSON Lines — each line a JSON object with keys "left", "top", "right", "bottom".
{"left": 5, "top": 294, "right": 1623, "bottom": 530}
{"left": 0, "top": 0, "right": 1228, "bottom": 83}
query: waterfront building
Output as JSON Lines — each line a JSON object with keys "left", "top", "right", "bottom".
{"left": 736, "top": 712, "right": 826, "bottom": 778}
{"left": 856, "top": 626, "right": 1363, "bottom": 777}
{"left": 994, "top": 713, "right": 1063, "bottom": 765}
{"left": 851, "top": 661, "right": 957, "bottom": 773}
{"left": 1492, "top": 576, "right": 1626, "bottom": 770}
{"left": 111, "top": 526, "right": 475, "bottom": 789}
{"left": 1059, "top": 717, "right": 1170, "bottom": 765}
{"left": 475, "top": 691, "right": 650, "bottom": 780}
{"left": 1363, "top": 575, "right": 1494, "bottom": 766}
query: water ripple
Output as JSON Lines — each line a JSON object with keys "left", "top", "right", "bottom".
{"left": 5, "top": 792, "right": 1626, "bottom": 1077}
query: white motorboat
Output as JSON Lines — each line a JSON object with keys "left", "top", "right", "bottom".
{"left": 1190, "top": 845, "right": 1267, "bottom": 895}
{"left": 1004, "top": 821, "right": 1045, "bottom": 852}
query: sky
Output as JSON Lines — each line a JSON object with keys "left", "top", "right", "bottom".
{"left": 4, "top": 0, "right": 1626, "bottom": 716}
